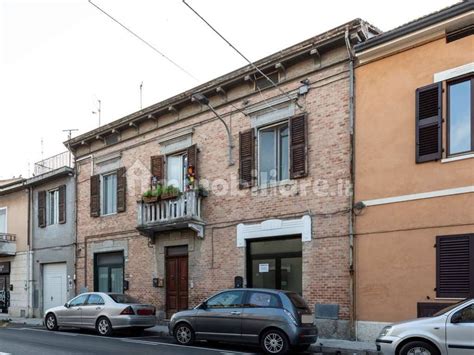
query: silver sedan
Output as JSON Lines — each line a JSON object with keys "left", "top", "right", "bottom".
{"left": 44, "top": 292, "right": 156, "bottom": 336}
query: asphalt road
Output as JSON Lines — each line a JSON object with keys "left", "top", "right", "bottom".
{"left": 0, "top": 326, "right": 262, "bottom": 355}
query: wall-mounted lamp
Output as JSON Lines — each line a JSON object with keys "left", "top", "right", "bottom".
{"left": 191, "top": 93, "right": 234, "bottom": 166}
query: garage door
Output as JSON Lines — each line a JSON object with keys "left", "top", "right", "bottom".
{"left": 43, "top": 263, "right": 67, "bottom": 314}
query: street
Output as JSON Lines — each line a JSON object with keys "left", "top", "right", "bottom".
{"left": 0, "top": 325, "right": 324, "bottom": 355}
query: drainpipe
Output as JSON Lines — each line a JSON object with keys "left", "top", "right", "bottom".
{"left": 27, "top": 185, "right": 33, "bottom": 318}
{"left": 345, "top": 25, "right": 356, "bottom": 340}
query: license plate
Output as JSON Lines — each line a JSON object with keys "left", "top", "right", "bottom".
{"left": 301, "top": 314, "right": 313, "bottom": 324}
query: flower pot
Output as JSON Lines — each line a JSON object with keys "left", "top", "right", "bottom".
{"left": 142, "top": 196, "right": 158, "bottom": 204}
{"left": 160, "top": 192, "right": 179, "bottom": 200}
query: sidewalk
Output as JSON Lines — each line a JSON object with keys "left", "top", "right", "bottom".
{"left": 0, "top": 314, "right": 44, "bottom": 326}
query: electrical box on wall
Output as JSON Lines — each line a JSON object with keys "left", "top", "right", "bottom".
{"left": 153, "top": 278, "right": 164, "bottom": 288}
{"left": 123, "top": 280, "right": 129, "bottom": 291}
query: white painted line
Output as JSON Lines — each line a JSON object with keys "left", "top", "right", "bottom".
{"left": 129, "top": 340, "right": 256, "bottom": 354}
{"left": 0, "top": 352, "right": 12, "bottom": 355}
{"left": 120, "top": 338, "right": 158, "bottom": 345}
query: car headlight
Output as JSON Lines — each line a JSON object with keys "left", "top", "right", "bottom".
{"left": 170, "top": 313, "right": 176, "bottom": 322}
{"left": 378, "top": 326, "right": 392, "bottom": 337}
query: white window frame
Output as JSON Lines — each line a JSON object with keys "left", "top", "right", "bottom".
{"left": 47, "top": 189, "right": 59, "bottom": 225}
{"left": 166, "top": 152, "right": 187, "bottom": 192}
{"left": 257, "top": 120, "right": 290, "bottom": 187}
{"left": 101, "top": 171, "right": 118, "bottom": 216}
{"left": 0, "top": 207, "right": 7, "bottom": 234}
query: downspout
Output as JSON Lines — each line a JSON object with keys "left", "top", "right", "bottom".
{"left": 27, "top": 185, "right": 33, "bottom": 318}
{"left": 345, "top": 26, "right": 356, "bottom": 340}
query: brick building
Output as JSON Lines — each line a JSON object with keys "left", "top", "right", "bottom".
{"left": 66, "top": 19, "right": 378, "bottom": 338}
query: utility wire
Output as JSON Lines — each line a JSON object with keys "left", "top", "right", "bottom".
{"left": 88, "top": 0, "right": 199, "bottom": 82}
{"left": 182, "top": 0, "right": 302, "bottom": 109}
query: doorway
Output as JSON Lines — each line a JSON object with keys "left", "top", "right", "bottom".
{"left": 0, "top": 261, "right": 10, "bottom": 314}
{"left": 166, "top": 245, "right": 188, "bottom": 318}
{"left": 94, "top": 252, "right": 124, "bottom": 293}
{"left": 247, "top": 236, "right": 302, "bottom": 294}
{"left": 43, "top": 263, "right": 67, "bottom": 314}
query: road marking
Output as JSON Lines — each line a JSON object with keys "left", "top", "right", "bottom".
{"left": 128, "top": 340, "right": 256, "bottom": 354}
{"left": 0, "top": 352, "right": 12, "bottom": 355}
{"left": 120, "top": 339, "right": 158, "bottom": 345}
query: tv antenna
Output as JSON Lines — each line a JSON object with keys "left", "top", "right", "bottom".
{"left": 140, "top": 81, "right": 143, "bottom": 110}
{"left": 63, "top": 129, "right": 79, "bottom": 141}
{"left": 92, "top": 99, "right": 102, "bottom": 126}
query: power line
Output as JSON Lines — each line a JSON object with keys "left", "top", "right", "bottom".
{"left": 88, "top": 0, "right": 199, "bottom": 82}
{"left": 182, "top": 0, "right": 303, "bottom": 109}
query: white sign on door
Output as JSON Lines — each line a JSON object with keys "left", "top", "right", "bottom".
{"left": 259, "top": 263, "right": 269, "bottom": 273}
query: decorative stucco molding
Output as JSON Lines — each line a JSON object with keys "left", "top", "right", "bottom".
{"left": 236, "top": 215, "right": 311, "bottom": 247}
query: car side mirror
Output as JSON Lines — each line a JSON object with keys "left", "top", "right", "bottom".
{"left": 64, "top": 302, "right": 70, "bottom": 308}
{"left": 200, "top": 302, "right": 207, "bottom": 309}
{"left": 451, "top": 313, "right": 462, "bottom": 324}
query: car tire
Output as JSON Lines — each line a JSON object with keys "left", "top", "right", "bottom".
{"left": 96, "top": 317, "right": 113, "bottom": 336}
{"left": 261, "top": 329, "right": 289, "bottom": 355}
{"left": 293, "top": 344, "right": 311, "bottom": 352}
{"left": 45, "top": 313, "right": 59, "bottom": 331}
{"left": 174, "top": 323, "right": 195, "bottom": 346}
{"left": 399, "top": 340, "right": 440, "bottom": 355}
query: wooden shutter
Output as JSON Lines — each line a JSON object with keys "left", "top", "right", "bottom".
{"left": 437, "top": 234, "right": 474, "bottom": 298}
{"left": 151, "top": 155, "right": 165, "bottom": 184}
{"left": 58, "top": 185, "right": 66, "bottom": 224}
{"left": 187, "top": 144, "right": 198, "bottom": 181}
{"left": 239, "top": 129, "right": 255, "bottom": 189}
{"left": 38, "top": 190, "right": 46, "bottom": 228}
{"left": 117, "top": 167, "right": 126, "bottom": 213}
{"left": 416, "top": 83, "right": 442, "bottom": 163}
{"left": 290, "top": 114, "right": 308, "bottom": 178}
{"left": 90, "top": 174, "right": 100, "bottom": 217}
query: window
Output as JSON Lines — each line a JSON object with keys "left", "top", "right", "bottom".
{"left": 247, "top": 291, "right": 280, "bottom": 308}
{"left": 94, "top": 252, "right": 124, "bottom": 293}
{"left": 437, "top": 234, "right": 474, "bottom": 298}
{"left": 258, "top": 123, "right": 289, "bottom": 185}
{"left": 0, "top": 208, "right": 6, "bottom": 234}
{"left": 255, "top": 71, "right": 279, "bottom": 90}
{"left": 47, "top": 190, "right": 59, "bottom": 225}
{"left": 448, "top": 77, "right": 473, "bottom": 156}
{"left": 206, "top": 291, "right": 244, "bottom": 309}
{"left": 86, "top": 294, "right": 105, "bottom": 305}
{"left": 452, "top": 304, "right": 474, "bottom": 323}
{"left": 166, "top": 153, "right": 187, "bottom": 191}
{"left": 69, "top": 294, "right": 88, "bottom": 307}
{"left": 102, "top": 173, "right": 117, "bottom": 215}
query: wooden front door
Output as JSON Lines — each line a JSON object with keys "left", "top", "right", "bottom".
{"left": 166, "top": 246, "right": 188, "bottom": 318}
{"left": 0, "top": 275, "right": 9, "bottom": 313}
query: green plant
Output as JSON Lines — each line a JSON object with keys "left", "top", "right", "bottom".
{"left": 142, "top": 189, "right": 153, "bottom": 198}
{"left": 151, "top": 185, "right": 162, "bottom": 197}
{"left": 163, "top": 185, "right": 181, "bottom": 195}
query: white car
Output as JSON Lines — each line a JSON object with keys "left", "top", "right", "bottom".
{"left": 376, "top": 299, "right": 474, "bottom": 355}
{"left": 44, "top": 292, "right": 156, "bottom": 336}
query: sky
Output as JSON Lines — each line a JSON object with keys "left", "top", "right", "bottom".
{"left": 0, "top": 0, "right": 456, "bottom": 179}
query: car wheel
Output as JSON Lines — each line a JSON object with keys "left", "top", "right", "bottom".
{"left": 96, "top": 317, "right": 113, "bottom": 336}
{"left": 293, "top": 344, "right": 311, "bottom": 352}
{"left": 174, "top": 323, "right": 195, "bottom": 346}
{"left": 261, "top": 329, "right": 289, "bottom": 355}
{"left": 399, "top": 341, "right": 440, "bottom": 355}
{"left": 45, "top": 313, "right": 58, "bottom": 331}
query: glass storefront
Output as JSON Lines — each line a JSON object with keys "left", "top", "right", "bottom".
{"left": 94, "top": 252, "right": 124, "bottom": 293}
{"left": 247, "top": 237, "right": 302, "bottom": 294}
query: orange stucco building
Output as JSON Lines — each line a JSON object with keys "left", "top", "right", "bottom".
{"left": 353, "top": 1, "right": 474, "bottom": 340}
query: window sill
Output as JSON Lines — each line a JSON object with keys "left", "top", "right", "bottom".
{"left": 441, "top": 153, "right": 474, "bottom": 163}
{"left": 100, "top": 212, "right": 117, "bottom": 217}
{"left": 252, "top": 179, "right": 295, "bottom": 192}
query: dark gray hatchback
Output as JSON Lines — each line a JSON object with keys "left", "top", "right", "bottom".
{"left": 168, "top": 288, "right": 318, "bottom": 355}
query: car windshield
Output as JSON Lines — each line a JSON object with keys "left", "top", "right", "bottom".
{"left": 109, "top": 294, "right": 139, "bottom": 304}
{"left": 287, "top": 292, "right": 309, "bottom": 310}
{"left": 432, "top": 299, "right": 470, "bottom": 317}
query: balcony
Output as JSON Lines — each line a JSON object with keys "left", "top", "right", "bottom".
{"left": 34, "top": 151, "right": 74, "bottom": 176}
{"left": 136, "top": 190, "right": 205, "bottom": 238}
{"left": 0, "top": 233, "right": 16, "bottom": 256}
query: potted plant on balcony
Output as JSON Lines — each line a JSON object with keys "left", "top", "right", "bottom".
{"left": 160, "top": 185, "right": 181, "bottom": 200}
{"left": 142, "top": 185, "right": 162, "bottom": 203}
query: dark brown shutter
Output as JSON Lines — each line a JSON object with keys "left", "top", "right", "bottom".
{"left": 437, "top": 234, "right": 474, "bottom": 298}
{"left": 416, "top": 83, "right": 442, "bottom": 163}
{"left": 38, "top": 190, "right": 46, "bottom": 228}
{"left": 290, "top": 114, "right": 308, "bottom": 179}
{"left": 117, "top": 167, "right": 126, "bottom": 213}
{"left": 239, "top": 129, "right": 255, "bottom": 188}
{"left": 58, "top": 185, "right": 66, "bottom": 224}
{"left": 187, "top": 144, "right": 198, "bottom": 181}
{"left": 151, "top": 155, "right": 165, "bottom": 184}
{"left": 90, "top": 174, "right": 100, "bottom": 217}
